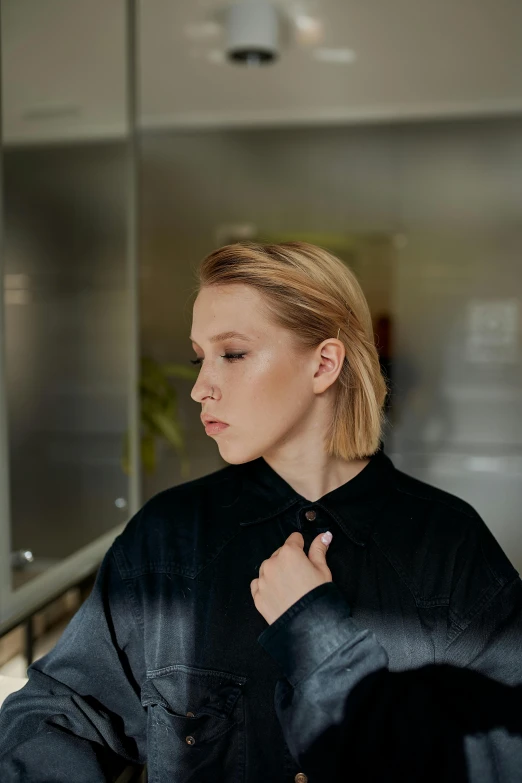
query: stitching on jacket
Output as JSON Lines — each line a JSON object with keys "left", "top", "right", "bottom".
{"left": 395, "top": 485, "right": 477, "bottom": 520}
{"left": 239, "top": 496, "right": 299, "bottom": 526}
{"left": 118, "top": 525, "right": 243, "bottom": 579}
{"left": 446, "top": 577, "right": 509, "bottom": 645}
{"left": 370, "top": 531, "right": 450, "bottom": 608}
{"left": 112, "top": 545, "right": 145, "bottom": 634}
{"left": 146, "top": 663, "right": 247, "bottom": 683}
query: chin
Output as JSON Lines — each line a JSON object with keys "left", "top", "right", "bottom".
{"left": 216, "top": 441, "right": 265, "bottom": 466}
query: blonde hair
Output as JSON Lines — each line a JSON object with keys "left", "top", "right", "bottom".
{"left": 196, "top": 241, "right": 387, "bottom": 460}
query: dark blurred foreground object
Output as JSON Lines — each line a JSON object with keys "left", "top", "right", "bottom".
{"left": 260, "top": 580, "right": 522, "bottom": 783}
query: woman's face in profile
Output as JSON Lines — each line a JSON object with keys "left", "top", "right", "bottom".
{"left": 190, "top": 283, "right": 321, "bottom": 464}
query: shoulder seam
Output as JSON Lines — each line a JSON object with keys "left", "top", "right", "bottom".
{"left": 395, "top": 485, "right": 477, "bottom": 520}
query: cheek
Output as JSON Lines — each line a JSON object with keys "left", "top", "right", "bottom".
{"left": 216, "top": 360, "right": 309, "bottom": 462}
{"left": 248, "top": 356, "right": 291, "bottom": 394}
{"left": 247, "top": 358, "right": 309, "bottom": 416}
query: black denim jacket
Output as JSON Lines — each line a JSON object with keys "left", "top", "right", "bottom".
{"left": 1, "top": 451, "right": 521, "bottom": 782}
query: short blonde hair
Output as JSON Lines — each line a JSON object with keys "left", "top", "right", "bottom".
{"left": 196, "top": 241, "right": 387, "bottom": 460}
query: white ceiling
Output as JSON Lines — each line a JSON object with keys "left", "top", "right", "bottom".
{"left": 3, "top": 0, "right": 522, "bottom": 144}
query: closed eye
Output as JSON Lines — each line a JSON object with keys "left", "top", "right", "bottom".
{"left": 190, "top": 353, "right": 246, "bottom": 366}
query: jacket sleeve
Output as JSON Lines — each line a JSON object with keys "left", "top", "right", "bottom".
{"left": 0, "top": 542, "right": 147, "bottom": 783}
{"left": 257, "top": 578, "right": 522, "bottom": 783}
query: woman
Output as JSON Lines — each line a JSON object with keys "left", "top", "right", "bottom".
{"left": 0, "top": 241, "right": 520, "bottom": 783}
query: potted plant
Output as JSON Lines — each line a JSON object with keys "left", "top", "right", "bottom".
{"left": 122, "top": 356, "right": 198, "bottom": 478}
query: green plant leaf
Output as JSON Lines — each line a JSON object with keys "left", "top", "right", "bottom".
{"left": 121, "top": 431, "right": 130, "bottom": 475}
{"left": 142, "top": 433, "right": 156, "bottom": 474}
{"left": 150, "top": 410, "right": 184, "bottom": 451}
{"left": 122, "top": 355, "right": 194, "bottom": 478}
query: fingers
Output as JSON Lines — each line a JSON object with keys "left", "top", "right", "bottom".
{"left": 255, "top": 531, "right": 305, "bottom": 588}
{"left": 285, "top": 531, "right": 305, "bottom": 549}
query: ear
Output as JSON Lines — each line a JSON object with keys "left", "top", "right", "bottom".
{"left": 313, "top": 338, "right": 345, "bottom": 393}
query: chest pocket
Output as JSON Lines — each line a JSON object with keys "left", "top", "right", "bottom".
{"left": 141, "top": 664, "right": 247, "bottom": 783}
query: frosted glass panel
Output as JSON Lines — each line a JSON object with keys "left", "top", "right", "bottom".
{"left": 4, "top": 144, "right": 131, "bottom": 588}
{"left": 391, "top": 238, "right": 522, "bottom": 570}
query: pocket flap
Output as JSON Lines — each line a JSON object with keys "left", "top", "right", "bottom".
{"left": 141, "top": 664, "right": 247, "bottom": 721}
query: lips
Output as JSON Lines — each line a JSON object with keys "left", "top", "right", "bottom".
{"left": 201, "top": 414, "right": 228, "bottom": 426}
{"left": 201, "top": 414, "right": 229, "bottom": 435}
{"left": 203, "top": 420, "right": 229, "bottom": 436}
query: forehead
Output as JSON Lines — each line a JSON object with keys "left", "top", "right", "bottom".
{"left": 192, "top": 284, "right": 270, "bottom": 328}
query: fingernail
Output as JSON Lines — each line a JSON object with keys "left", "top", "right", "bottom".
{"left": 321, "top": 531, "right": 333, "bottom": 545}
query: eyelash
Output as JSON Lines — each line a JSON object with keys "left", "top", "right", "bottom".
{"left": 190, "top": 353, "right": 246, "bottom": 366}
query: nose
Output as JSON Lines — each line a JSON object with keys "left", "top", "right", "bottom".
{"left": 190, "top": 372, "right": 215, "bottom": 403}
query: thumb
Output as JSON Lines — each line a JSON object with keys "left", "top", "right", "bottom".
{"left": 308, "top": 530, "right": 333, "bottom": 569}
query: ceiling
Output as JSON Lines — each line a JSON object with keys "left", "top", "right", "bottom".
{"left": 3, "top": 0, "right": 522, "bottom": 144}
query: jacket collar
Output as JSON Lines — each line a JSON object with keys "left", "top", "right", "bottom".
{"left": 234, "top": 448, "right": 396, "bottom": 547}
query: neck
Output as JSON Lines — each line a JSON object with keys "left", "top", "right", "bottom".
{"left": 261, "top": 450, "right": 370, "bottom": 502}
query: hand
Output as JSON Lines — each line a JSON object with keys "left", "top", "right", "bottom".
{"left": 250, "top": 530, "right": 333, "bottom": 625}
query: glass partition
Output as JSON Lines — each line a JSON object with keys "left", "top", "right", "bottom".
{"left": 4, "top": 143, "right": 132, "bottom": 590}
{"left": 0, "top": 0, "right": 139, "bottom": 631}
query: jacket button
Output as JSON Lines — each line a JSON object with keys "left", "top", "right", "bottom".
{"left": 295, "top": 774, "right": 308, "bottom": 783}
{"left": 185, "top": 736, "right": 196, "bottom": 746}
{"left": 304, "top": 510, "right": 316, "bottom": 521}
{"left": 186, "top": 711, "right": 195, "bottom": 718}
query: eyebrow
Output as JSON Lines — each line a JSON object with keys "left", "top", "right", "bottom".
{"left": 189, "top": 331, "right": 254, "bottom": 345}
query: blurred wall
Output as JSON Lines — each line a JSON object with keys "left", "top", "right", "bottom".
{"left": 140, "top": 116, "right": 522, "bottom": 570}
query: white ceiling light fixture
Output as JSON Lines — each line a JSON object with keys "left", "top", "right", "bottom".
{"left": 184, "top": 0, "right": 351, "bottom": 68}
{"left": 225, "top": 0, "right": 280, "bottom": 65}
